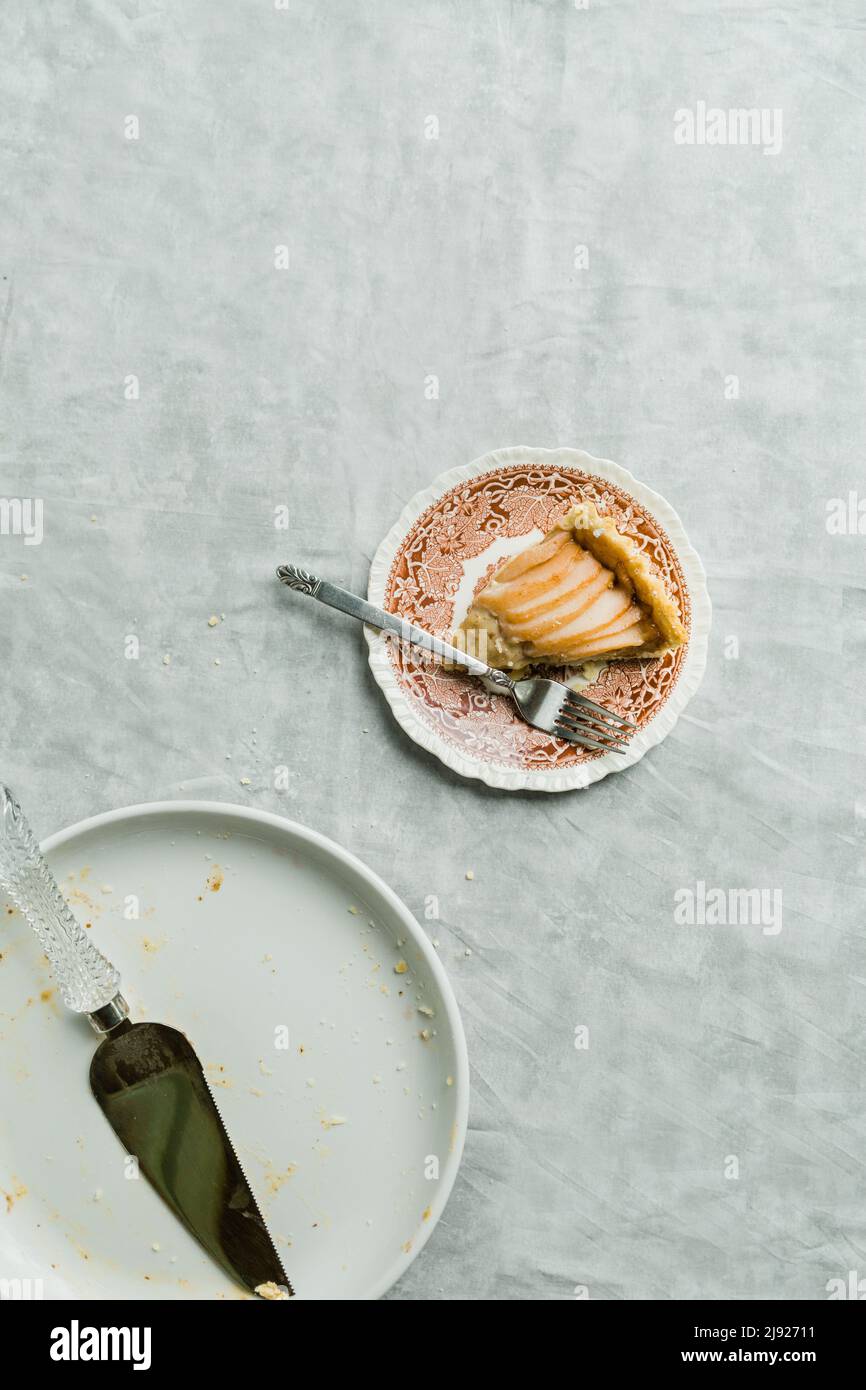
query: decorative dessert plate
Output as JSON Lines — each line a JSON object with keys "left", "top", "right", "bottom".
{"left": 0, "top": 801, "right": 468, "bottom": 1300}
{"left": 366, "top": 446, "right": 710, "bottom": 792}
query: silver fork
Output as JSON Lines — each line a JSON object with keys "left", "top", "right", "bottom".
{"left": 276, "top": 565, "right": 636, "bottom": 755}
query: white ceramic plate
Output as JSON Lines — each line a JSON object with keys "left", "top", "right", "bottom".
{"left": 0, "top": 801, "right": 468, "bottom": 1300}
{"left": 366, "top": 446, "right": 711, "bottom": 792}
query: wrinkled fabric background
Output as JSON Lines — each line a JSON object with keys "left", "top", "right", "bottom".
{"left": 1, "top": 0, "right": 863, "bottom": 1300}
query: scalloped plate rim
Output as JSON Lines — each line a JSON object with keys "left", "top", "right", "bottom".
{"left": 366, "top": 446, "right": 711, "bottom": 792}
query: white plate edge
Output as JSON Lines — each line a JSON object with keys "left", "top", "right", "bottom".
{"left": 2, "top": 798, "right": 470, "bottom": 1302}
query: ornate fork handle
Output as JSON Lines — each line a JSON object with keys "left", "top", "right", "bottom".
{"left": 278, "top": 567, "right": 321, "bottom": 598}
{"left": 0, "top": 786, "right": 127, "bottom": 1027}
{"left": 276, "top": 564, "right": 514, "bottom": 688}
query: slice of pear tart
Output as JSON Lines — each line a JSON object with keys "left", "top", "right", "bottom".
{"left": 458, "top": 501, "right": 687, "bottom": 673}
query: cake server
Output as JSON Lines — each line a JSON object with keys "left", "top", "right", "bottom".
{"left": 0, "top": 784, "right": 292, "bottom": 1300}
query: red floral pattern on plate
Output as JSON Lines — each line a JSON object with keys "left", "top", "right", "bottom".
{"left": 382, "top": 466, "right": 691, "bottom": 774}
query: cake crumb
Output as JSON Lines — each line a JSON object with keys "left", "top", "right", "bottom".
{"left": 393, "top": 960, "right": 408, "bottom": 975}
{"left": 255, "top": 1281, "right": 290, "bottom": 1301}
{"left": 465, "top": 869, "right": 474, "bottom": 880}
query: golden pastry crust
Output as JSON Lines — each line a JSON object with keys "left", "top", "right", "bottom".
{"left": 557, "top": 503, "right": 687, "bottom": 652}
{"left": 458, "top": 501, "right": 687, "bottom": 672}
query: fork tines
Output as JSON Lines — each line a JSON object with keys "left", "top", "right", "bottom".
{"left": 565, "top": 690, "right": 637, "bottom": 732}
{"left": 554, "top": 690, "right": 637, "bottom": 755}
{"left": 553, "top": 714, "right": 628, "bottom": 754}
